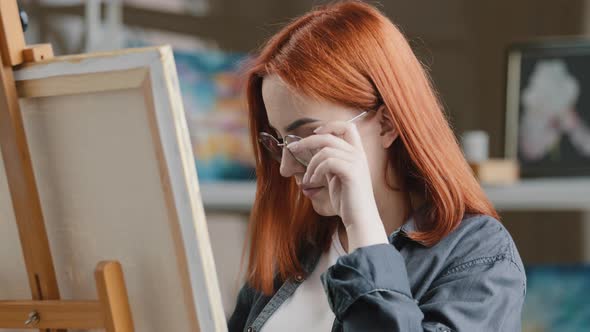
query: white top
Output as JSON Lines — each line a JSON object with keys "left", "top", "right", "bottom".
{"left": 260, "top": 230, "right": 348, "bottom": 332}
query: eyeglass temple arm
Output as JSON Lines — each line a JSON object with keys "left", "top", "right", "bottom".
{"left": 347, "top": 110, "right": 370, "bottom": 123}
{"left": 273, "top": 110, "right": 369, "bottom": 147}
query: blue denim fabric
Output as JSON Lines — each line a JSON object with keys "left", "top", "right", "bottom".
{"left": 228, "top": 210, "right": 526, "bottom": 332}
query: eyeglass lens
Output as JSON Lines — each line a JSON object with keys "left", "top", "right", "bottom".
{"left": 259, "top": 134, "right": 312, "bottom": 165}
{"left": 259, "top": 110, "right": 369, "bottom": 166}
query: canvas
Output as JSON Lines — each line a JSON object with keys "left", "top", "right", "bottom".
{"left": 0, "top": 46, "right": 226, "bottom": 331}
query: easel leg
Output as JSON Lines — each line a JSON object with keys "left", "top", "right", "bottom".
{"left": 0, "top": 3, "right": 63, "bottom": 332}
{"left": 96, "top": 261, "right": 135, "bottom": 332}
{"left": 1, "top": 1, "right": 134, "bottom": 331}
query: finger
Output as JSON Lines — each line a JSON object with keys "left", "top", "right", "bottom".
{"left": 288, "top": 132, "right": 353, "bottom": 154}
{"left": 303, "top": 147, "right": 353, "bottom": 184}
{"left": 308, "top": 157, "right": 352, "bottom": 185}
{"left": 313, "top": 121, "right": 363, "bottom": 148}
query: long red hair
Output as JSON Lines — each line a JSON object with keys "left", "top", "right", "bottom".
{"left": 243, "top": 0, "right": 498, "bottom": 295}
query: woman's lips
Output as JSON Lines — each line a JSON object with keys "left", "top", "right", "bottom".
{"left": 302, "top": 186, "right": 323, "bottom": 198}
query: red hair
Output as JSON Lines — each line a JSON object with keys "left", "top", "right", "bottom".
{"left": 243, "top": 0, "right": 498, "bottom": 295}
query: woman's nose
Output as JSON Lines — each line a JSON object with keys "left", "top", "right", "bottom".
{"left": 279, "top": 147, "right": 306, "bottom": 178}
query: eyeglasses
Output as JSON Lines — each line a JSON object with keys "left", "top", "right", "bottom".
{"left": 258, "top": 110, "right": 371, "bottom": 167}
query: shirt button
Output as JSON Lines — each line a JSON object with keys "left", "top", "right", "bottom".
{"left": 295, "top": 274, "right": 304, "bottom": 282}
{"left": 247, "top": 327, "right": 253, "bottom": 332}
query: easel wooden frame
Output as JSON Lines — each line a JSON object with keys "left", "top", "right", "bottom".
{"left": 0, "top": 1, "right": 134, "bottom": 330}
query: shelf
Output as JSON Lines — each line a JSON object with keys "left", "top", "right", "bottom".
{"left": 483, "top": 178, "right": 590, "bottom": 211}
{"left": 199, "top": 178, "right": 590, "bottom": 212}
{"left": 200, "top": 181, "right": 255, "bottom": 212}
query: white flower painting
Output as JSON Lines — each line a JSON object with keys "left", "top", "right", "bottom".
{"left": 519, "top": 59, "right": 590, "bottom": 161}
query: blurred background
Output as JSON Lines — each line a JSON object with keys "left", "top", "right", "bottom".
{"left": 18, "top": 0, "right": 590, "bottom": 330}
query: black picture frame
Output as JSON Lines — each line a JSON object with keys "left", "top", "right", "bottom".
{"left": 505, "top": 38, "right": 590, "bottom": 178}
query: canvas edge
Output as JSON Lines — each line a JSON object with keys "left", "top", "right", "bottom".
{"left": 13, "top": 46, "right": 162, "bottom": 82}
{"left": 145, "top": 46, "right": 228, "bottom": 332}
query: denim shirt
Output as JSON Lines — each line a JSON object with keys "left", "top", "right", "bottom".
{"left": 228, "top": 210, "right": 527, "bottom": 332}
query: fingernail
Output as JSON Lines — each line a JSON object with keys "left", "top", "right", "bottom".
{"left": 313, "top": 126, "right": 323, "bottom": 133}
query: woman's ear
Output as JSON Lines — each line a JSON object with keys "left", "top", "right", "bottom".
{"left": 378, "top": 106, "right": 399, "bottom": 149}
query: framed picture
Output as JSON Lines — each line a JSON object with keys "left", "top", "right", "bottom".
{"left": 505, "top": 39, "right": 590, "bottom": 177}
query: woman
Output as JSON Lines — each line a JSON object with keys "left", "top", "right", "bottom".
{"left": 229, "top": 1, "right": 526, "bottom": 331}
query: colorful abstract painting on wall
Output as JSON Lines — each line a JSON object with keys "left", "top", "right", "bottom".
{"left": 523, "top": 265, "right": 590, "bottom": 332}
{"left": 126, "top": 29, "right": 256, "bottom": 181}
{"left": 173, "top": 50, "right": 255, "bottom": 182}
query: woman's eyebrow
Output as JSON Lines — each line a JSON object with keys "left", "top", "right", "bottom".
{"left": 284, "top": 118, "right": 320, "bottom": 132}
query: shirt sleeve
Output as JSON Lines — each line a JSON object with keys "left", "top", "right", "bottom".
{"left": 320, "top": 243, "right": 526, "bottom": 332}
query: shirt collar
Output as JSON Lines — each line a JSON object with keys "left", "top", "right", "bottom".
{"left": 388, "top": 202, "right": 431, "bottom": 247}
{"left": 301, "top": 203, "right": 432, "bottom": 275}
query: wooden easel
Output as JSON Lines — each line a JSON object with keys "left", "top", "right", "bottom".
{"left": 0, "top": 1, "right": 134, "bottom": 331}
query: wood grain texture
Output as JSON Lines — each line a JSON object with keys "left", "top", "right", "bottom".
{"left": 469, "top": 159, "right": 519, "bottom": 185}
{"left": 0, "top": 46, "right": 227, "bottom": 331}
{"left": 0, "top": 0, "right": 25, "bottom": 66}
{"left": 95, "top": 262, "right": 134, "bottom": 332}
{"left": 0, "top": 35, "right": 62, "bottom": 314}
{"left": 0, "top": 261, "right": 134, "bottom": 330}
{"left": 22, "top": 44, "right": 54, "bottom": 63}
{"left": 141, "top": 76, "right": 200, "bottom": 331}
{"left": 0, "top": 300, "right": 103, "bottom": 329}
{"left": 16, "top": 67, "right": 148, "bottom": 98}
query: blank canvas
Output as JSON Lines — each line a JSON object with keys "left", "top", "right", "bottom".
{"left": 0, "top": 46, "right": 226, "bottom": 331}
